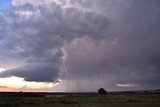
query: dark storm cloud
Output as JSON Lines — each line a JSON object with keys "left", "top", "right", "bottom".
{"left": 62, "top": 0, "right": 160, "bottom": 91}
{"left": 0, "top": 0, "right": 160, "bottom": 91}
{"left": 0, "top": 63, "right": 58, "bottom": 82}
{"left": 0, "top": 0, "right": 110, "bottom": 83}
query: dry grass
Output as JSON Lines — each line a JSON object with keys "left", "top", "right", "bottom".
{"left": 0, "top": 91, "right": 159, "bottom": 107}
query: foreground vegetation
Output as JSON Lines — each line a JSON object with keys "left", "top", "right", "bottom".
{"left": 0, "top": 90, "right": 160, "bottom": 107}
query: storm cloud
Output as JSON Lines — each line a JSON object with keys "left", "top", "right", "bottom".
{"left": 0, "top": 63, "right": 59, "bottom": 82}
{"left": 0, "top": 0, "right": 160, "bottom": 91}
{"left": 0, "top": 0, "right": 110, "bottom": 83}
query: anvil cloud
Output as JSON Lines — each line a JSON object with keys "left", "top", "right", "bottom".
{"left": 0, "top": 0, "right": 160, "bottom": 91}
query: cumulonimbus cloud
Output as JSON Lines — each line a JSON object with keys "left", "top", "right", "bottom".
{"left": 0, "top": 0, "right": 160, "bottom": 91}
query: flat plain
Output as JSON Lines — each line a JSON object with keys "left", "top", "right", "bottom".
{"left": 0, "top": 91, "right": 160, "bottom": 107}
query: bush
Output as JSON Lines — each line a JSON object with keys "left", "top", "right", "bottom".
{"left": 97, "top": 88, "right": 107, "bottom": 94}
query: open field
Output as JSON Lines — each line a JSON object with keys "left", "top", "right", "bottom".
{"left": 0, "top": 91, "right": 160, "bottom": 107}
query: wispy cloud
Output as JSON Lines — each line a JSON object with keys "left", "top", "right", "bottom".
{"left": 116, "top": 83, "right": 138, "bottom": 88}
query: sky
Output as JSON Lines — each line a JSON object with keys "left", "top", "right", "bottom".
{"left": 0, "top": 0, "right": 11, "bottom": 10}
{"left": 0, "top": 0, "right": 160, "bottom": 92}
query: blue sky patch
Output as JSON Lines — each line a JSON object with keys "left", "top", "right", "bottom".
{"left": 0, "top": 0, "right": 11, "bottom": 11}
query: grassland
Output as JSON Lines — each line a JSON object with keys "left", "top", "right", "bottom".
{"left": 0, "top": 91, "right": 160, "bottom": 107}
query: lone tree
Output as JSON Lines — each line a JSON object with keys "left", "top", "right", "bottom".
{"left": 97, "top": 88, "right": 107, "bottom": 94}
